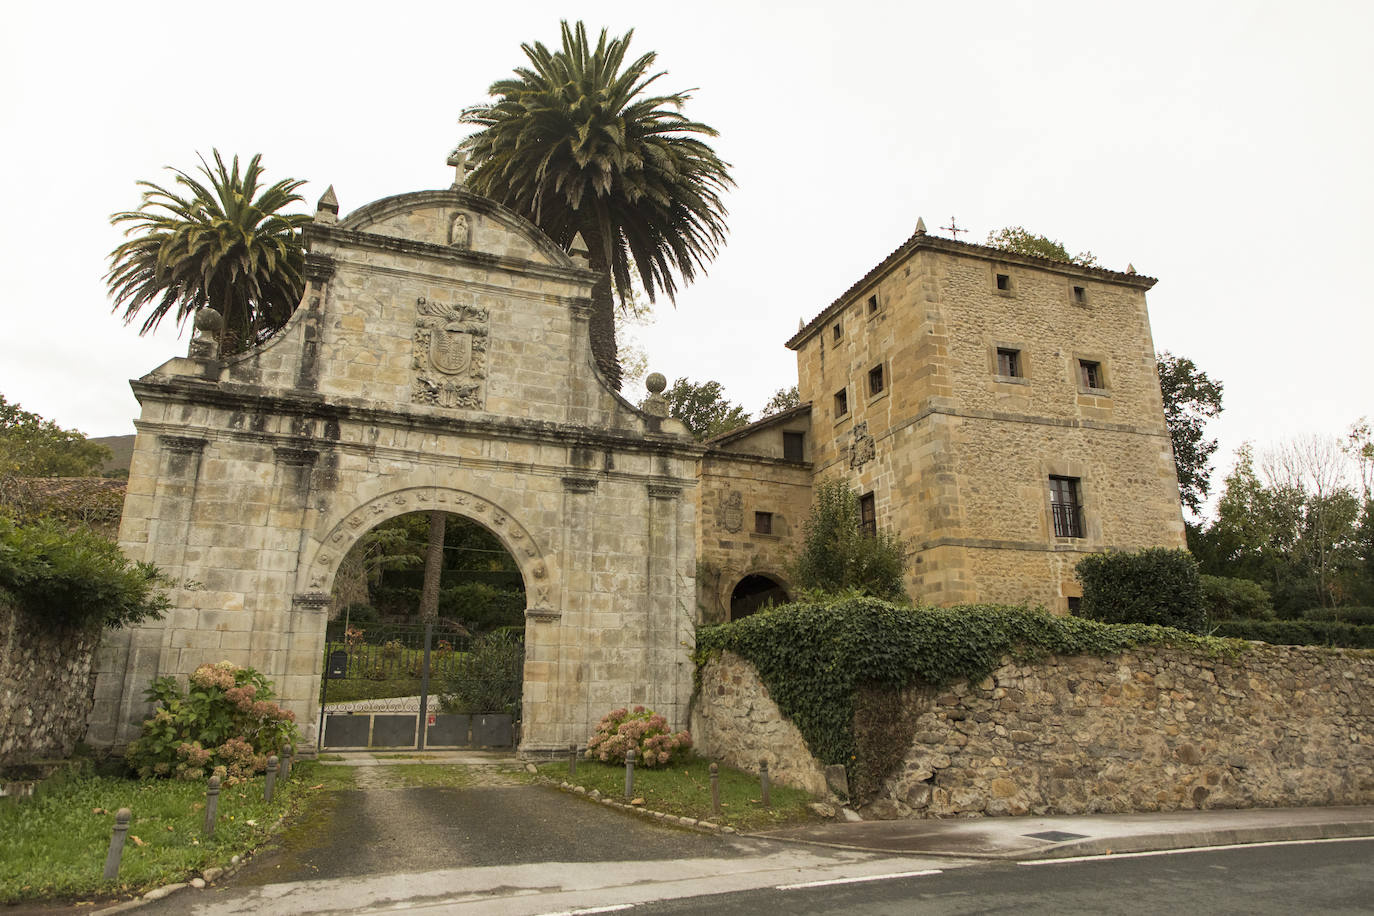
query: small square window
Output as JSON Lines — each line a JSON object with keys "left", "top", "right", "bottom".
{"left": 754, "top": 511, "right": 773, "bottom": 535}
{"left": 868, "top": 364, "right": 885, "bottom": 396}
{"left": 997, "top": 348, "right": 1021, "bottom": 378}
{"left": 1067, "top": 596, "right": 1082, "bottom": 615}
{"left": 1078, "top": 359, "right": 1104, "bottom": 390}
{"left": 867, "top": 294, "right": 879, "bottom": 315}
{"left": 834, "top": 388, "right": 849, "bottom": 417}
{"left": 1072, "top": 285, "right": 1087, "bottom": 305}
{"left": 783, "top": 431, "right": 805, "bottom": 462}
{"left": 832, "top": 323, "right": 843, "bottom": 344}
{"left": 859, "top": 492, "right": 877, "bottom": 538}
{"left": 996, "top": 273, "right": 1011, "bottom": 292}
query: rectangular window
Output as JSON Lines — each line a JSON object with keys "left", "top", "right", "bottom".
{"left": 754, "top": 511, "right": 773, "bottom": 535}
{"left": 868, "top": 364, "right": 885, "bottom": 396}
{"left": 1072, "top": 285, "right": 1087, "bottom": 305}
{"left": 1067, "top": 596, "right": 1082, "bottom": 615}
{"left": 1050, "top": 476, "right": 1084, "bottom": 538}
{"left": 832, "top": 323, "right": 843, "bottom": 344}
{"left": 867, "top": 294, "right": 879, "bottom": 315}
{"left": 834, "top": 388, "right": 849, "bottom": 418}
{"left": 996, "top": 273, "right": 1011, "bottom": 292}
{"left": 1078, "top": 359, "right": 1104, "bottom": 390}
{"left": 783, "top": 431, "right": 805, "bottom": 462}
{"left": 859, "top": 492, "right": 877, "bottom": 538}
{"left": 997, "top": 348, "right": 1021, "bottom": 378}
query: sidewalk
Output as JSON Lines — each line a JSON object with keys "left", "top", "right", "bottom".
{"left": 755, "top": 804, "right": 1374, "bottom": 860}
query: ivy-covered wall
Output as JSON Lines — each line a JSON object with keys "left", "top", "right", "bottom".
{"left": 697, "top": 644, "right": 1374, "bottom": 818}
{"left": 1, "top": 602, "right": 102, "bottom": 766}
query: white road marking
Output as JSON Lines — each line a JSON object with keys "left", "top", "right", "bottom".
{"left": 532, "top": 906, "right": 637, "bottom": 916}
{"left": 776, "top": 869, "right": 943, "bottom": 890}
{"left": 1019, "top": 835, "right": 1374, "bottom": 866}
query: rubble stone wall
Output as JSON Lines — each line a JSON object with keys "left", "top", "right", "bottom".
{"left": 1, "top": 601, "right": 101, "bottom": 765}
{"left": 696, "top": 645, "right": 1374, "bottom": 817}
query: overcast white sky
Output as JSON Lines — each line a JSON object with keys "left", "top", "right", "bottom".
{"left": 2, "top": 0, "right": 1369, "bottom": 515}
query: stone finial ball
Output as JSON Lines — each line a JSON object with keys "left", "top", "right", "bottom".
{"left": 646, "top": 372, "right": 667, "bottom": 395}
{"left": 193, "top": 308, "right": 225, "bottom": 335}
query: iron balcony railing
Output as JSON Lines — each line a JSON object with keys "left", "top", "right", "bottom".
{"left": 1051, "top": 502, "right": 1083, "bottom": 538}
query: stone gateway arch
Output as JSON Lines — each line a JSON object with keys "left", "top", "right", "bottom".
{"left": 88, "top": 185, "right": 701, "bottom": 753}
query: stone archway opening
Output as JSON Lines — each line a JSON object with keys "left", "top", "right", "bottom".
{"left": 729, "top": 574, "right": 789, "bottom": 620}
{"left": 318, "top": 509, "right": 528, "bottom": 750}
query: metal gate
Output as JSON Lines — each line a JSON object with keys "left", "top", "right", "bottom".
{"left": 318, "top": 621, "right": 523, "bottom": 751}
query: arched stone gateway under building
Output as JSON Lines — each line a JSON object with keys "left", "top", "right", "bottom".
{"left": 87, "top": 184, "right": 701, "bottom": 754}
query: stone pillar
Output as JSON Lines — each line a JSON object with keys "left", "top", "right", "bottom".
{"left": 646, "top": 484, "right": 684, "bottom": 726}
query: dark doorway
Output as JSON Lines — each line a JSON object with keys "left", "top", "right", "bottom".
{"left": 730, "top": 574, "right": 789, "bottom": 620}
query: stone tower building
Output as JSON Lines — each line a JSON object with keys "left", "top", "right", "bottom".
{"left": 698, "top": 225, "right": 1185, "bottom": 619}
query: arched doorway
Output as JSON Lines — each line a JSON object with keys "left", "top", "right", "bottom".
{"left": 729, "top": 574, "right": 789, "bottom": 620}
{"left": 318, "top": 508, "right": 528, "bottom": 750}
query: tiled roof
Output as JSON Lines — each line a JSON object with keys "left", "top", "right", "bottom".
{"left": 704, "top": 403, "right": 811, "bottom": 448}
{"left": 786, "top": 231, "right": 1158, "bottom": 350}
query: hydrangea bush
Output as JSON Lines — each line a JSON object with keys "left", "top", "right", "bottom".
{"left": 126, "top": 661, "right": 299, "bottom": 781}
{"left": 584, "top": 706, "right": 691, "bottom": 767}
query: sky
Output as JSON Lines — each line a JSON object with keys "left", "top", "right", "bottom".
{"left": 2, "top": 0, "right": 1370, "bottom": 517}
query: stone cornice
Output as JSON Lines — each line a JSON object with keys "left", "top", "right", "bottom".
{"left": 129, "top": 376, "right": 706, "bottom": 461}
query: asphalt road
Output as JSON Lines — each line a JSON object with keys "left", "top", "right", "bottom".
{"left": 633, "top": 837, "right": 1374, "bottom": 916}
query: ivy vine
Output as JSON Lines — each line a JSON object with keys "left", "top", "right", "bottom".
{"left": 693, "top": 596, "right": 1243, "bottom": 768}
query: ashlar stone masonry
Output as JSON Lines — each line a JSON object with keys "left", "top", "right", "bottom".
{"left": 89, "top": 187, "right": 701, "bottom": 752}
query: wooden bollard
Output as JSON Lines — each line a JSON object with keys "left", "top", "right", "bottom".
{"left": 709, "top": 763, "right": 721, "bottom": 817}
{"left": 624, "top": 747, "right": 636, "bottom": 799}
{"left": 264, "top": 755, "right": 278, "bottom": 803}
{"left": 204, "top": 776, "right": 221, "bottom": 836}
{"left": 103, "top": 808, "right": 131, "bottom": 879}
{"left": 760, "top": 759, "right": 771, "bottom": 808}
{"left": 568, "top": 744, "right": 578, "bottom": 778}
{"left": 281, "top": 743, "right": 294, "bottom": 782}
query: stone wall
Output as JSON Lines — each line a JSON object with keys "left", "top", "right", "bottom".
{"left": 1, "top": 602, "right": 101, "bottom": 765}
{"left": 696, "top": 645, "right": 1374, "bottom": 817}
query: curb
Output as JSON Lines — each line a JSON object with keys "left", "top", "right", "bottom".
{"left": 541, "top": 776, "right": 740, "bottom": 836}
{"left": 1019, "top": 819, "right": 1374, "bottom": 860}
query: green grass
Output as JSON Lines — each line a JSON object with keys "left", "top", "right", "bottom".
{"left": 320, "top": 677, "right": 427, "bottom": 704}
{"left": 538, "top": 756, "right": 817, "bottom": 832}
{"left": 0, "top": 760, "right": 352, "bottom": 904}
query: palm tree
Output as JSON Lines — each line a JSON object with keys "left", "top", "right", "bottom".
{"left": 106, "top": 151, "right": 310, "bottom": 354}
{"left": 459, "top": 21, "right": 733, "bottom": 389}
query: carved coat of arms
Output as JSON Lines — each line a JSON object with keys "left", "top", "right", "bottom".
{"left": 720, "top": 490, "right": 744, "bottom": 533}
{"left": 850, "top": 421, "right": 876, "bottom": 469}
{"left": 412, "top": 297, "right": 489, "bottom": 410}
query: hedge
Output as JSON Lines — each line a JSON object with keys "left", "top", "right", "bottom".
{"left": 1211, "top": 619, "right": 1374, "bottom": 649}
{"left": 1300, "top": 607, "right": 1374, "bottom": 626}
{"left": 1075, "top": 548, "right": 1205, "bottom": 633}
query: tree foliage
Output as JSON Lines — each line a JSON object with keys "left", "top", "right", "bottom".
{"left": 1156, "top": 351, "right": 1224, "bottom": 515}
{"left": 106, "top": 150, "right": 310, "bottom": 354}
{"left": 760, "top": 385, "right": 800, "bottom": 416}
{"left": 985, "top": 226, "right": 1098, "bottom": 267}
{"left": 0, "top": 396, "right": 110, "bottom": 478}
{"left": 0, "top": 514, "right": 169, "bottom": 631}
{"left": 461, "top": 21, "right": 733, "bottom": 387}
{"left": 788, "top": 479, "right": 908, "bottom": 602}
{"left": 656, "top": 377, "right": 750, "bottom": 440}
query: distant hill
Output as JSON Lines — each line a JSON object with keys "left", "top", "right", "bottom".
{"left": 92, "top": 435, "right": 137, "bottom": 475}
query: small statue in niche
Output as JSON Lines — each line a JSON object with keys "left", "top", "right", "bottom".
{"left": 450, "top": 212, "right": 470, "bottom": 248}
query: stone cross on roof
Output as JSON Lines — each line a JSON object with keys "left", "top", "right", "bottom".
{"left": 447, "top": 149, "right": 471, "bottom": 189}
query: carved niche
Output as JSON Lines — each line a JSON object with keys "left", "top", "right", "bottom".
{"left": 411, "top": 296, "right": 489, "bottom": 410}
{"left": 849, "top": 421, "right": 876, "bottom": 469}
{"left": 720, "top": 490, "right": 744, "bottom": 533}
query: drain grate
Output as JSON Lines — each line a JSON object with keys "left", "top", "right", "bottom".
{"left": 1024, "top": 830, "right": 1089, "bottom": 843}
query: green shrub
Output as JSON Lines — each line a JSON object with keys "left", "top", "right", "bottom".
{"left": 440, "top": 628, "right": 524, "bottom": 716}
{"left": 1074, "top": 548, "right": 1205, "bottom": 634}
{"left": 584, "top": 706, "right": 692, "bottom": 767}
{"left": 1212, "top": 620, "right": 1374, "bottom": 648}
{"left": 788, "top": 478, "right": 908, "bottom": 602}
{"left": 126, "top": 662, "right": 300, "bottom": 781}
{"left": 695, "top": 596, "right": 1235, "bottom": 778}
{"left": 1200, "top": 575, "right": 1274, "bottom": 622}
{"left": 0, "top": 514, "right": 168, "bottom": 631}
{"left": 1301, "top": 606, "right": 1374, "bottom": 625}
{"left": 438, "top": 582, "right": 525, "bottom": 632}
